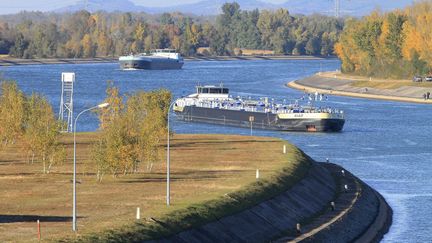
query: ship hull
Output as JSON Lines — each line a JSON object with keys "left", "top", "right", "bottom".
{"left": 119, "top": 58, "right": 183, "bottom": 70}
{"left": 175, "top": 106, "right": 344, "bottom": 132}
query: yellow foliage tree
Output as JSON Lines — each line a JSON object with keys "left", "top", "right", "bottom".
{"left": 92, "top": 84, "right": 171, "bottom": 181}
{"left": 0, "top": 81, "right": 26, "bottom": 145}
{"left": 81, "top": 34, "right": 95, "bottom": 57}
{"left": 24, "top": 94, "right": 64, "bottom": 173}
{"left": 336, "top": 1, "right": 432, "bottom": 78}
{"left": 96, "top": 31, "right": 111, "bottom": 57}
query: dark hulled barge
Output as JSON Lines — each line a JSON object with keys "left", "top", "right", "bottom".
{"left": 119, "top": 49, "right": 184, "bottom": 70}
{"left": 173, "top": 85, "right": 345, "bottom": 132}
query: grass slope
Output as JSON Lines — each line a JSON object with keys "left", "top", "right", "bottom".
{"left": 0, "top": 133, "right": 312, "bottom": 242}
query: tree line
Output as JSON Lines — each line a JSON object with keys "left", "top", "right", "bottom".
{"left": 0, "top": 2, "right": 343, "bottom": 58}
{"left": 0, "top": 80, "right": 171, "bottom": 181}
{"left": 335, "top": 1, "right": 432, "bottom": 78}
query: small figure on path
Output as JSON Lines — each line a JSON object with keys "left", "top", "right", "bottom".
{"left": 296, "top": 223, "right": 301, "bottom": 234}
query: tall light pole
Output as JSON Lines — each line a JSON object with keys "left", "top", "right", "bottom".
{"left": 166, "top": 101, "right": 176, "bottom": 206}
{"left": 249, "top": 116, "right": 254, "bottom": 136}
{"left": 72, "top": 102, "right": 109, "bottom": 232}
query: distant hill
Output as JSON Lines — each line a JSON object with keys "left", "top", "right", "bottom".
{"left": 56, "top": 0, "right": 414, "bottom": 16}
{"left": 278, "top": 0, "right": 412, "bottom": 16}
{"left": 144, "top": 0, "right": 278, "bottom": 15}
{"left": 56, "top": 0, "right": 148, "bottom": 13}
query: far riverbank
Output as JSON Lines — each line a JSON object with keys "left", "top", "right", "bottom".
{"left": 0, "top": 55, "right": 335, "bottom": 66}
{"left": 288, "top": 71, "right": 432, "bottom": 104}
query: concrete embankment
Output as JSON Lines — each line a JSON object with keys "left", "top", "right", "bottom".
{"left": 288, "top": 73, "right": 432, "bottom": 104}
{"left": 282, "top": 164, "right": 393, "bottom": 243}
{"left": 152, "top": 163, "right": 392, "bottom": 243}
{"left": 0, "top": 55, "right": 333, "bottom": 66}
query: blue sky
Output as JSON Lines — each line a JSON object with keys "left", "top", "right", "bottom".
{"left": 0, "top": 0, "right": 289, "bottom": 15}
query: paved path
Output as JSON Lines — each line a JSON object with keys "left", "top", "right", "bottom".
{"left": 276, "top": 163, "right": 392, "bottom": 243}
{"left": 276, "top": 163, "right": 360, "bottom": 242}
{"left": 289, "top": 73, "right": 432, "bottom": 104}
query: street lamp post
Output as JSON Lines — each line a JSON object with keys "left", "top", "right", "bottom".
{"left": 166, "top": 101, "right": 176, "bottom": 206}
{"left": 72, "top": 102, "right": 109, "bottom": 232}
{"left": 249, "top": 116, "right": 254, "bottom": 136}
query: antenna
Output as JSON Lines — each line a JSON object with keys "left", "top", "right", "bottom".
{"left": 335, "top": 0, "right": 341, "bottom": 18}
{"left": 59, "top": 72, "right": 75, "bottom": 133}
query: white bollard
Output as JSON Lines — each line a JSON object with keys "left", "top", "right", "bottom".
{"left": 283, "top": 145, "right": 287, "bottom": 154}
{"left": 136, "top": 207, "right": 140, "bottom": 220}
{"left": 37, "top": 219, "right": 41, "bottom": 240}
{"left": 256, "top": 169, "right": 260, "bottom": 179}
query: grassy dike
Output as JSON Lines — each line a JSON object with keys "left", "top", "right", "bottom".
{"left": 289, "top": 71, "right": 432, "bottom": 104}
{"left": 0, "top": 133, "right": 312, "bottom": 242}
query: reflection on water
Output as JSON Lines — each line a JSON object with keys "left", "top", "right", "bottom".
{"left": 1, "top": 59, "right": 431, "bottom": 241}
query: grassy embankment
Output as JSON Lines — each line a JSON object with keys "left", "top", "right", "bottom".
{"left": 327, "top": 72, "right": 432, "bottom": 89}
{"left": 0, "top": 133, "right": 312, "bottom": 242}
{"left": 350, "top": 80, "right": 432, "bottom": 89}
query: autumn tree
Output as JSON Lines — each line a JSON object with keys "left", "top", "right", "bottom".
{"left": 0, "top": 81, "right": 65, "bottom": 172}
{"left": 92, "top": 84, "right": 171, "bottom": 181}
{"left": 23, "top": 94, "right": 65, "bottom": 173}
{"left": 1, "top": 2, "right": 344, "bottom": 58}
{"left": 0, "top": 81, "right": 26, "bottom": 145}
{"left": 336, "top": 1, "right": 432, "bottom": 78}
{"left": 81, "top": 34, "right": 95, "bottom": 57}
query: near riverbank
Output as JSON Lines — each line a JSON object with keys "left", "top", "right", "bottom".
{"left": 158, "top": 162, "right": 392, "bottom": 243}
{"left": 288, "top": 71, "right": 432, "bottom": 104}
{"left": 0, "top": 55, "right": 334, "bottom": 66}
{"left": 0, "top": 132, "right": 392, "bottom": 242}
{"left": 0, "top": 133, "right": 309, "bottom": 242}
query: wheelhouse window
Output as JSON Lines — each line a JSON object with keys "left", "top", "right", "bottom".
{"left": 197, "top": 87, "right": 228, "bottom": 94}
{"left": 210, "top": 88, "right": 220, "bottom": 94}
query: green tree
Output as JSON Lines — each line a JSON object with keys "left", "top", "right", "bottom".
{"left": 384, "top": 13, "right": 407, "bottom": 60}
{"left": 9, "top": 33, "right": 28, "bottom": 58}
{"left": 160, "top": 13, "right": 174, "bottom": 25}
{"left": 305, "top": 37, "right": 320, "bottom": 55}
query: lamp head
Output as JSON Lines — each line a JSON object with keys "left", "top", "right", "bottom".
{"left": 98, "top": 103, "right": 109, "bottom": 108}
